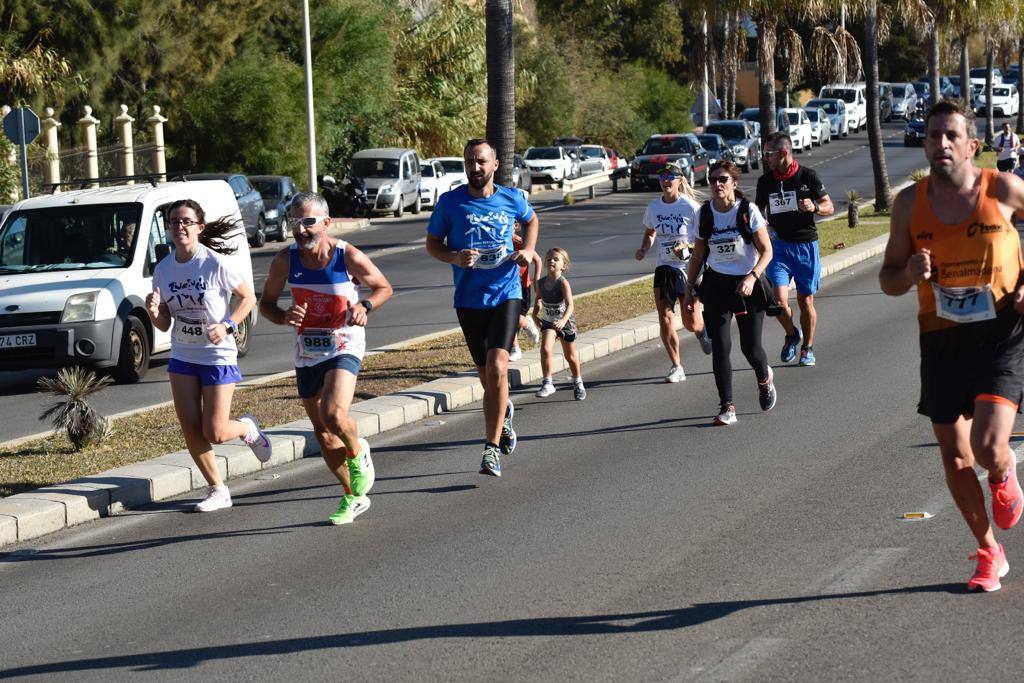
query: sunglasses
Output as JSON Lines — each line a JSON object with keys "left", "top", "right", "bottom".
{"left": 659, "top": 174, "right": 681, "bottom": 181}
{"left": 287, "top": 216, "right": 328, "bottom": 229}
{"left": 709, "top": 176, "right": 732, "bottom": 184}
{"left": 764, "top": 150, "right": 783, "bottom": 157}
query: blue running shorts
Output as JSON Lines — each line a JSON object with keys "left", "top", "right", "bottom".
{"left": 766, "top": 238, "right": 820, "bottom": 296}
{"left": 168, "top": 358, "right": 243, "bottom": 386}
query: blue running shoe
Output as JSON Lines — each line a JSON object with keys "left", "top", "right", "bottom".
{"left": 799, "top": 346, "right": 816, "bottom": 366}
{"left": 781, "top": 329, "right": 802, "bottom": 363}
{"left": 480, "top": 445, "right": 502, "bottom": 477}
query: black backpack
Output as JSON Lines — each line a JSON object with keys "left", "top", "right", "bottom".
{"left": 698, "top": 197, "right": 754, "bottom": 243}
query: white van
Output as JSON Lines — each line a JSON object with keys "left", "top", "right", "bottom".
{"left": 0, "top": 181, "right": 256, "bottom": 383}
{"left": 819, "top": 83, "right": 867, "bottom": 133}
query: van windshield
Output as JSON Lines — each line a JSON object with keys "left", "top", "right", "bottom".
{"left": 641, "top": 137, "right": 694, "bottom": 155}
{"left": 525, "top": 147, "right": 561, "bottom": 160}
{"left": 821, "top": 88, "right": 857, "bottom": 103}
{"left": 0, "top": 203, "right": 142, "bottom": 272}
{"left": 351, "top": 159, "right": 400, "bottom": 179}
{"left": 706, "top": 123, "right": 746, "bottom": 139}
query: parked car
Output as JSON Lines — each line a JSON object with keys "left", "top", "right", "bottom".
{"left": 249, "top": 175, "right": 298, "bottom": 242}
{"left": 0, "top": 180, "right": 257, "bottom": 382}
{"left": 970, "top": 66, "right": 1002, "bottom": 91}
{"left": 511, "top": 154, "right": 525, "bottom": 189}
{"left": 178, "top": 173, "right": 268, "bottom": 247}
{"left": 803, "top": 107, "right": 832, "bottom": 146}
{"left": 629, "top": 133, "right": 710, "bottom": 190}
{"left": 738, "top": 107, "right": 762, "bottom": 137}
{"left": 806, "top": 97, "right": 850, "bottom": 138}
{"left": 948, "top": 76, "right": 962, "bottom": 98}
{"left": 606, "top": 147, "right": 629, "bottom": 177}
{"left": 819, "top": 83, "right": 867, "bottom": 132}
{"left": 523, "top": 146, "right": 576, "bottom": 186}
{"left": 704, "top": 120, "right": 761, "bottom": 172}
{"left": 428, "top": 157, "right": 468, "bottom": 188}
{"left": 578, "top": 144, "right": 612, "bottom": 175}
{"left": 904, "top": 117, "right": 926, "bottom": 146}
{"left": 889, "top": 83, "right": 918, "bottom": 120}
{"left": 419, "top": 159, "right": 453, "bottom": 209}
{"left": 350, "top": 147, "right": 423, "bottom": 218}
{"left": 975, "top": 84, "right": 1019, "bottom": 117}
{"left": 917, "top": 75, "right": 956, "bottom": 99}
{"left": 777, "top": 108, "right": 813, "bottom": 152}
{"left": 912, "top": 81, "right": 932, "bottom": 112}
{"left": 878, "top": 82, "right": 894, "bottom": 122}
{"left": 696, "top": 133, "right": 734, "bottom": 167}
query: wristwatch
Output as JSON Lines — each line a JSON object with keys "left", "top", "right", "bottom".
{"left": 359, "top": 299, "right": 374, "bottom": 314}
{"left": 223, "top": 319, "right": 237, "bottom": 335}
{"left": 810, "top": 199, "right": 820, "bottom": 214}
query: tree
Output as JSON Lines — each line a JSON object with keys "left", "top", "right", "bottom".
{"left": 863, "top": 0, "right": 891, "bottom": 211}
{"left": 485, "top": 0, "right": 516, "bottom": 187}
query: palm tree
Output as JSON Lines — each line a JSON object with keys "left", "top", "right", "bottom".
{"left": 1017, "top": 37, "right": 1024, "bottom": 132}
{"left": 777, "top": 28, "right": 805, "bottom": 109}
{"left": 485, "top": 0, "right": 515, "bottom": 187}
{"left": 863, "top": 0, "right": 891, "bottom": 211}
{"left": 37, "top": 367, "right": 113, "bottom": 450}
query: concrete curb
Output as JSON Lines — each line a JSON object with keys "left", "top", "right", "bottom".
{"left": 0, "top": 229, "right": 891, "bottom": 549}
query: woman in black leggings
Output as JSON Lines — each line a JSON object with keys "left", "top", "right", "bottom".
{"left": 684, "top": 161, "right": 777, "bottom": 425}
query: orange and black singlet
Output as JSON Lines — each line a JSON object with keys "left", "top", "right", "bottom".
{"left": 909, "top": 168, "right": 1023, "bottom": 336}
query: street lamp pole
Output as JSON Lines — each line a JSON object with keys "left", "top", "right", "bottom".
{"left": 302, "top": 0, "right": 317, "bottom": 192}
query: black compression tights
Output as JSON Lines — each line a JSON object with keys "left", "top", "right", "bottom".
{"left": 704, "top": 305, "right": 770, "bottom": 407}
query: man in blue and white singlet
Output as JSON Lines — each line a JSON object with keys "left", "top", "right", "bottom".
{"left": 260, "top": 192, "right": 392, "bottom": 525}
{"left": 426, "top": 138, "right": 539, "bottom": 478}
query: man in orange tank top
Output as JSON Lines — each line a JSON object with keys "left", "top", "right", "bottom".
{"left": 881, "top": 99, "right": 1024, "bottom": 592}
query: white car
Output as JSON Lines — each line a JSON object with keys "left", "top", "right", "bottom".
{"left": 522, "top": 146, "right": 575, "bottom": 186}
{"left": 777, "top": 108, "right": 813, "bottom": 152}
{"left": 975, "top": 84, "right": 1019, "bottom": 117}
{"left": 805, "top": 98, "right": 850, "bottom": 138}
{"left": 419, "top": 159, "right": 457, "bottom": 208}
{"left": 819, "top": 83, "right": 867, "bottom": 133}
{"left": 804, "top": 107, "right": 832, "bottom": 145}
{"left": 426, "top": 157, "right": 468, "bottom": 189}
{"left": 578, "top": 144, "right": 612, "bottom": 174}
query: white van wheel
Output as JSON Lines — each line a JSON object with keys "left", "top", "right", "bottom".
{"left": 111, "top": 315, "right": 150, "bottom": 384}
{"left": 412, "top": 195, "right": 422, "bottom": 215}
{"left": 393, "top": 202, "right": 404, "bottom": 219}
{"left": 234, "top": 314, "right": 252, "bottom": 357}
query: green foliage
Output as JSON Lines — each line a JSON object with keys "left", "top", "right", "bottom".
{"left": 631, "top": 63, "right": 696, "bottom": 137}
{"left": 37, "top": 366, "right": 114, "bottom": 450}
{"left": 516, "top": 32, "right": 576, "bottom": 148}
{"left": 0, "top": 138, "right": 18, "bottom": 200}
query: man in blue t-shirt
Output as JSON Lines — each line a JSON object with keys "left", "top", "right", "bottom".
{"left": 426, "top": 138, "right": 539, "bottom": 478}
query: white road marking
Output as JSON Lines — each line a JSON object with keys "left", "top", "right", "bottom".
{"left": 676, "top": 637, "right": 787, "bottom": 682}
{"left": 591, "top": 235, "right": 620, "bottom": 245}
{"left": 817, "top": 547, "right": 907, "bottom": 594}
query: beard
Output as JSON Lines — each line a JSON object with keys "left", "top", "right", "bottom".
{"left": 297, "top": 233, "right": 321, "bottom": 251}
{"left": 468, "top": 170, "right": 492, "bottom": 189}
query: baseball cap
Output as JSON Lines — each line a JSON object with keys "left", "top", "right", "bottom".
{"left": 658, "top": 160, "right": 685, "bottom": 177}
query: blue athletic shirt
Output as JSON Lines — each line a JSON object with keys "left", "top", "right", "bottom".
{"left": 427, "top": 184, "right": 534, "bottom": 309}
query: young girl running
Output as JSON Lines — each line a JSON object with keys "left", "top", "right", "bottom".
{"left": 533, "top": 247, "right": 585, "bottom": 400}
{"left": 146, "top": 199, "right": 271, "bottom": 512}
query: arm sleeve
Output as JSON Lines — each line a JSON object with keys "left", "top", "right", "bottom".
{"left": 426, "top": 195, "right": 449, "bottom": 239}
{"left": 641, "top": 204, "right": 654, "bottom": 231}
{"left": 748, "top": 203, "right": 768, "bottom": 234}
{"left": 808, "top": 169, "right": 827, "bottom": 200}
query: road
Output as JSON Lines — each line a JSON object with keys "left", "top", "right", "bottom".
{"left": 0, "top": 118, "right": 1000, "bottom": 442}
{"left": 2, "top": 255, "right": 1021, "bottom": 679}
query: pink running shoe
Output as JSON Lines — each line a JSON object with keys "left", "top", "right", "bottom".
{"left": 990, "top": 452, "right": 1023, "bottom": 530}
{"left": 967, "top": 544, "right": 1009, "bottom": 592}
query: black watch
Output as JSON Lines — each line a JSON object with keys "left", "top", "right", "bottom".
{"left": 223, "top": 319, "right": 236, "bottom": 335}
{"left": 359, "top": 299, "right": 374, "bottom": 314}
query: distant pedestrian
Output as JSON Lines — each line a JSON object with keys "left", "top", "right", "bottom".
{"left": 755, "top": 131, "right": 834, "bottom": 368}
{"left": 426, "top": 138, "right": 539, "bottom": 477}
{"left": 994, "top": 122, "right": 1020, "bottom": 172}
{"left": 146, "top": 199, "right": 270, "bottom": 513}
{"left": 260, "top": 192, "right": 392, "bottom": 525}
{"left": 533, "top": 247, "right": 585, "bottom": 400}
{"left": 686, "top": 161, "right": 777, "bottom": 426}
{"left": 635, "top": 160, "right": 710, "bottom": 385}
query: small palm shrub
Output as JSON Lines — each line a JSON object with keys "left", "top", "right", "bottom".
{"left": 37, "top": 367, "right": 114, "bottom": 450}
{"left": 909, "top": 168, "right": 929, "bottom": 182}
{"left": 846, "top": 189, "right": 861, "bottom": 228}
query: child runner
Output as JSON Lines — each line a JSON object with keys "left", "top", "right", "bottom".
{"left": 510, "top": 220, "right": 543, "bottom": 361}
{"left": 533, "top": 247, "right": 585, "bottom": 400}
{"left": 146, "top": 199, "right": 271, "bottom": 512}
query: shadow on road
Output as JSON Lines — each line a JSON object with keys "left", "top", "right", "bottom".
{"left": 0, "top": 582, "right": 964, "bottom": 676}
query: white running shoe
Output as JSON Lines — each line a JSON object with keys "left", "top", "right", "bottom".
{"left": 523, "top": 316, "right": 541, "bottom": 344}
{"left": 665, "top": 365, "right": 687, "bottom": 383}
{"left": 714, "top": 403, "right": 737, "bottom": 426}
{"left": 536, "top": 380, "right": 556, "bottom": 398}
{"left": 194, "top": 485, "right": 232, "bottom": 512}
{"left": 509, "top": 346, "right": 523, "bottom": 361}
{"left": 240, "top": 413, "right": 272, "bottom": 463}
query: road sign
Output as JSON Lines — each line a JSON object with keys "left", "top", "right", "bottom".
{"left": 3, "top": 107, "right": 40, "bottom": 146}
{"left": 3, "top": 107, "right": 40, "bottom": 200}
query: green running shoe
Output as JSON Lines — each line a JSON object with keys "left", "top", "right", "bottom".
{"left": 347, "top": 437, "right": 375, "bottom": 496}
{"left": 329, "top": 494, "right": 371, "bottom": 525}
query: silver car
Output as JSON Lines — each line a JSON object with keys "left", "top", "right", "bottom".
{"left": 350, "top": 147, "right": 423, "bottom": 218}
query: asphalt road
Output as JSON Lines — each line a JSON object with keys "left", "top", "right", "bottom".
{"left": 2, "top": 255, "right": 1022, "bottom": 679}
{"left": 0, "top": 117, "right": 1004, "bottom": 443}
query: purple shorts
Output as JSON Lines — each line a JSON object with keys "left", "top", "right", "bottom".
{"left": 168, "top": 358, "right": 243, "bottom": 386}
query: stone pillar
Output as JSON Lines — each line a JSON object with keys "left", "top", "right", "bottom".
{"left": 1, "top": 105, "right": 19, "bottom": 202}
{"left": 78, "top": 106, "right": 100, "bottom": 188}
{"left": 115, "top": 104, "right": 135, "bottom": 183}
{"left": 147, "top": 105, "right": 167, "bottom": 182}
{"left": 41, "top": 107, "right": 62, "bottom": 192}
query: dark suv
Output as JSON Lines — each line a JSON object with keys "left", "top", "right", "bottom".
{"left": 178, "top": 173, "right": 268, "bottom": 247}
{"left": 703, "top": 120, "right": 761, "bottom": 173}
{"left": 629, "top": 134, "right": 710, "bottom": 190}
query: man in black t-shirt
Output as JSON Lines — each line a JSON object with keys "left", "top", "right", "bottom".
{"left": 755, "top": 132, "right": 834, "bottom": 367}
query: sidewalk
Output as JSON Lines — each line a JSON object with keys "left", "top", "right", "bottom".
{"left": 0, "top": 233, "right": 891, "bottom": 549}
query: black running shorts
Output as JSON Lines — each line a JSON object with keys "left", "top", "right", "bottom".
{"left": 653, "top": 265, "right": 688, "bottom": 306}
{"left": 457, "top": 298, "right": 521, "bottom": 367}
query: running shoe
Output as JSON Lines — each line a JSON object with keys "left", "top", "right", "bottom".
{"left": 328, "top": 493, "right": 371, "bottom": 525}
{"left": 990, "top": 451, "right": 1023, "bottom": 530}
{"left": 240, "top": 413, "right": 273, "bottom": 463}
{"left": 499, "top": 399, "right": 517, "bottom": 455}
{"left": 348, "top": 437, "right": 375, "bottom": 497}
{"left": 536, "top": 380, "right": 556, "bottom": 398}
{"left": 799, "top": 346, "right": 816, "bottom": 366}
{"left": 758, "top": 366, "right": 777, "bottom": 411}
{"left": 697, "top": 329, "right": 713, "bottom": 355}
{"left": 509, "top": 345, "right": 523, "bottom": 361}
{"left": 665, "top": 365, "right": 687, "bottom": 383}
{"left": 194, "top": 485, "right": 232, "bottom": 512}
{"left": 523, "top": 316, "right": 541, "bottom": 344}
{"left": 574, "top": 381, "right": 587, "bottom": 401}
{"left": 967, "top": 544, "right": 1009, "bottom": 592}
{"left": 480, "top": 445, "right": 502, "bottom": 477}
{"left": 714, "top": 403, "right": 737, "bottom": 426}
{"left": 781, "top": 329, "right": 802, "bottom": 363}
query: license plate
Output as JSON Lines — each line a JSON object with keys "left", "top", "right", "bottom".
{"left": 0, "top": 333, "right": 36, "bottom": 349}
